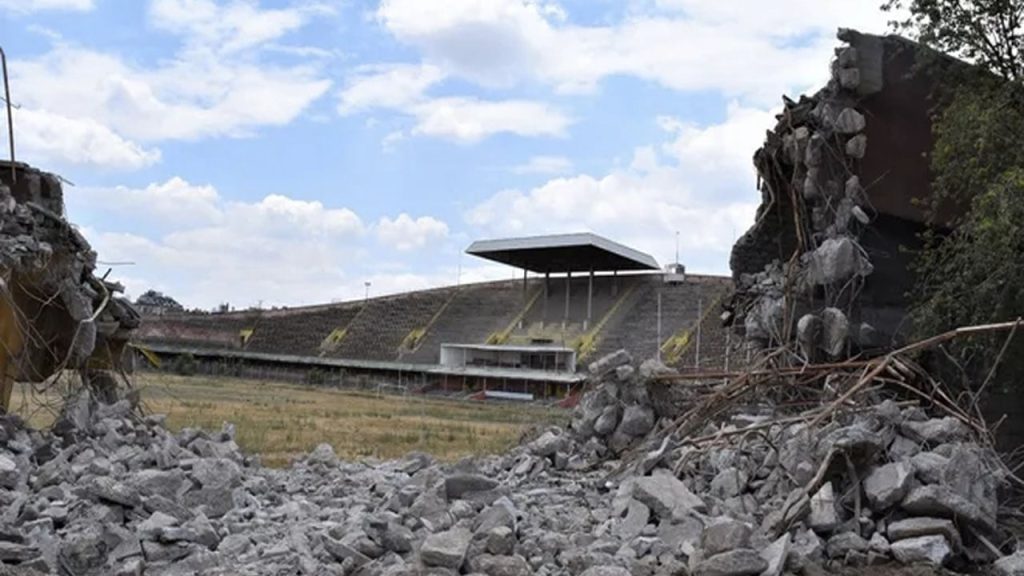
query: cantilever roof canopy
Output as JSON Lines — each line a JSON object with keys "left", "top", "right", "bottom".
{"left": 466, "top": 232, "right": 660, "bottom": 273}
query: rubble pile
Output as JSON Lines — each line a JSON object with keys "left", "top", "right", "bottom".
{"left": 0, "top": 161, "right": 138, "bottom": 384}
{"left": 0, "top": 349, "right": 1019, "bottom": 576}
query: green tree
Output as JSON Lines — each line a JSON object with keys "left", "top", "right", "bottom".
{"left": 883, "top": 0, "right": 1024, "bottom": 80}
{"left": 884, "top": 0, "right": 1024, "bottom": 394}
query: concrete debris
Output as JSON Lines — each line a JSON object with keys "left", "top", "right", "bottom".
{"left": 0, "top": 347, "right": 1014, "bottom": 576}
{"left": 0, "top": 162, "right": 139, "bottom": 391}
{"left": 889, "top": 535, "right": 951, "bottom": 566}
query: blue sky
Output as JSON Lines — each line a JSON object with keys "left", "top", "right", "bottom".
{"left": 0, "top": 0, "right": 891, "bottom": 309}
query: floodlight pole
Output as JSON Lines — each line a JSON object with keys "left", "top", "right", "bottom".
{"left": 1, "top": 46, "right": 15, "bottom": 183}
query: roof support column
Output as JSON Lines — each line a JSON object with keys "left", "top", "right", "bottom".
{"left": 520, "top": 268, "right": 527, "bottom": 329}
{"left": 612, "top": 270, "right": 618, "bottom": 297}
{"left": 543, "top": 272, "right": 549, "bottom": 328}
{"left": 563, "top": 271, "right": 572, "bottom": 328}
{"left": 585, "top": 268, "right": 593, "bottom": 330}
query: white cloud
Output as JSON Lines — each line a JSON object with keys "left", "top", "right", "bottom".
{"left": 14, "top": 109, "right": 161, "bottom": 170}
{"left": 467, "top": 103, "right": 777, "bottom": 273}
{"left": 512, "top": 155, "right": 572, "bottom": 174}
{"left": 4, "top": 1, "right": 332, "bottom": 168}
{"left": 148, "top": 0, "right": 328, "bottom": 54}
{"left": 0, "top": 0, "right": 93, "bottom": 13}
{"left": 73, "top": 178, "right": 222, "bottom": 228}
{"left": 376, "top": 213, "right": 450, "bottom": 251}
{"left": 410, "top": 97, "right": 570, "bottom": 142}
{"left": 338, "top": 63, "right": 446, "bottom": 115}
{"left": 337, "top": 63, "right": 569, "bottom": 143}
{"left": 11, "top": 46, "right": 331, "bottom": 143}
{"left": 75, "top": 177, "right": 368, "bottom": 308}
{"left": 376, "top": 0, "right": 891, "bottom": 101}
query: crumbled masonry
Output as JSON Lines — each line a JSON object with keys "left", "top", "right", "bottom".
{"left": 0, "top": 348, "right": 1019, "bottom": 575}
{"left": 0, "top": 160, "right": 138, "bottom": 388}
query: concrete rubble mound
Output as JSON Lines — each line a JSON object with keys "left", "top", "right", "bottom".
{"left": 0, "top": 347, "right": 1018, "bottom": 576}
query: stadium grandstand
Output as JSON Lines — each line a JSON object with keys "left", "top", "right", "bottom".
{"left": 135, "top": 233, "right": 737, "bottom": 399}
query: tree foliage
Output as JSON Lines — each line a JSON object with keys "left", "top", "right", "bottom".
{"left": 885, "top": 0, "right": 1024, "bottom": 392}
{"left": 883, "top": 0, "right": 1024, "bottom": 80}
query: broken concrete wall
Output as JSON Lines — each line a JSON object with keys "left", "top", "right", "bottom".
{"left": 0, "top": 160, "right": 138, "bottom": 387}
{"left": 728, "top": 30, "right": 970, "bottom": 358}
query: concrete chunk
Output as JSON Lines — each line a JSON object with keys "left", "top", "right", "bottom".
{"left": 420, "top": 527, "right": 471, "bottom": 569}
{"left": 890, "top": 535, "right": 951, "bottom": 566}
{"left": 901, "top": 484, "right": 995, "bottom": 532}
{"left": 702, "top": 517, "right": 752, "bottom": 557}
{"left": 634, "top": 470, "right": 705, "bottom": 521}
{"left": 863, "top": 461, "right": 913, "bottom": 509}
{"left": 887, "top": 517, "right": 960, "bottom": 553}
{"left": 760, "top": 534, "right": 791, "bottom": 576}
{"left": 695, "top": 548, "right": 768, "bottom": 576}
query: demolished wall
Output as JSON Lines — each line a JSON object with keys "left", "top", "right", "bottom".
{"left": 728, "top": 30, "right": 968, "bottom": 360}
{"left": 0, "top": 160, "right": 138, "bottom": 399}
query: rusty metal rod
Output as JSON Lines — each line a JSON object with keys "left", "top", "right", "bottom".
{"left": 0, "top": 46, "right": 14, "bottom": 183}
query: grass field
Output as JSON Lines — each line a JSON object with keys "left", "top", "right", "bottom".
{"left": 11, "top": 372, "right": 568, "bottom": 467}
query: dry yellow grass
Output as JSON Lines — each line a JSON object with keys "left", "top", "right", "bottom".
{"left": 11, "top": 372, "right": 567, "bottom": 467}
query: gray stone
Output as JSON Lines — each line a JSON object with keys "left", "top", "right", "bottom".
{"left": 890, "top": 535, "right": 950, "bottom": 566}
{"left": 0, "top": 454, "right": 19, "bottom": 488}
{"left": 796, "top": 314, "right": 822, "bottom": 357}
{"left": 613, "top": 500, "right": 650, "bottom": 542}
{"left": 486, "top": 526, "right": 516, "bottom": 556}
{"left": 809, "top": 238, "right": 872, "bottom": 288}
{"left": 634, "top": 471, "right": 705, "bottom": 521}
{"left": 217, "top": 534, "right": 252, "bottom": 557}
{"left": 701, "top": 518, "right": 752, "bottom": 557}
{"left": 469, "top": 553, "right": 531, "bottom": 576}
{"left": 190, "top": 457, "right": 241, "bottom": 489}
{"left": 821, "top": 307, "right": 850, "bottom": 358}
{"left": 863, "top": 461, "right": 913, "bottom": 509}
{"left": 141, "top": 540, "right": 192, "bottom": 563}
{"left": 86, "top": 476, "right": 141, "bottom": 507}
{"left": 838, "top": 67, "right": 860, "bottom": 90}
{"left": 808, "top": 483, "right": 838, "bottom": 533}
{"left": 580, "top": 567, "right": 631, "bottom": 576}
{"left": 786, "top": 529, "right": 823, "bottom": 571}
{"left": 887, "top": 517, "right": 960, "bottom": 548}
{"left": 943, "top": 443, "right": 998, "bottom": 525}
{"left": 695, "top": 548, "right": 768, "bottom": 576}
{"left": 588, "top": 349, "right": 632, "bottom": 376}
{"left": 619, "top": 405, "right": 654, "bottom": 437}
{"left": 900, "top": 417, "right": 969, "bottom": 445}
{"left": 307, "top": 442, "right": 338, "bottom": 466}
{"left": 710, "top": 467, "right": 747, "bottom": 499}
{"left": 615, "top": 365, "right": 635, "bottom": 382}
{"left": 138, "top": 511, "right": 179, "bottom": 540}
{"left": 910, "top": 452, "right": 949, "bottom": 484}
{"left": 835, "top": 108, "right": 866, "bottom": 134}
{"left": 384, "top": 523, "right": 414, "bottom": 553}
{"left": 994, "top": 551, "right": 1024, "bottom": 576}
{"left": 0, "top": 541, "right": 38, "bottom": 562}
{"left": 658, "top": 516, "right": 704, "bottom": 557}
{"left": 760, "top": 534, "right": 791, "bottom": 576}
{"left": 131, "top": 469, "right": 184, "bottom": 498}
{"left": 846, "top": 134, "right": 867, "bottom": 158}
{"left": 826, "top": 532, "right": 869, "bottom": 559}
{"left": 323, "top": 535, "right": 371, "bottom": 566}
{"left": 446, "top": 473, "right": 499, "bottom": 499}
{"left": 594, "top": 405, "right": 620, "bottom": 436}
{"left": 901, "top": 484, "right": 995, "bottom": 532}
{"left": 528, "top": 431, "right": 567, "bottom": 457}
{"left": 420, "top": 527, "right": 472, "bottom": 569}
{"left": 183, "top": 486, "right": 233, "bottom": 519}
